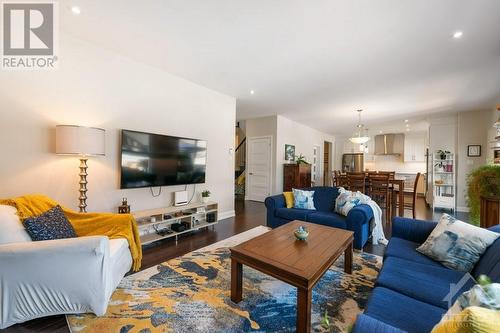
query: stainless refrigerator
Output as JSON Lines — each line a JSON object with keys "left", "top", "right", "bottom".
{"left": 342, "top": 153, "right": 364, "bottom": 172}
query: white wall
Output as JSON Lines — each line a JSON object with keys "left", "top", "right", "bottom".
{"left": 456, "top": 110, "right": 492, "bottom": 211}
{"left": 0, "top": 34, "right": 236, "bottom": 216}
{"left": 275, "top": 115, "right": 335, "bottom": 194}
{"left": 243, "top": 115, "right": 335, "bottom": 196}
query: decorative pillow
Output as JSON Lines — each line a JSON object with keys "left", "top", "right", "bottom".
{"left": 23, "top": 205, "right": 77, "bottom": 241}
{"left": 417, "top": 214, "right": 499, "bottom": 272}
{"left": 431, "top": 306, "right": 500, "bottom": 333}
{"left": 283, "top": 192, "right": 294, "bottom": 208}
{"left": 292, "top": 189, "right": 316, "bottom": 210}
{"left": 0, "top": 205, "right": 32, "bottom": 245}
{"left": 334, "top": 188, "right": 362, "bottom": 216}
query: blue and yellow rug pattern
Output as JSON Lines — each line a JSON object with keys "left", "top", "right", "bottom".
{"left": 67, "top": 248, "right": 381, "bottom": 332}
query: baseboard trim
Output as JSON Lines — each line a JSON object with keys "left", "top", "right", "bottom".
{"left": 219, "top": 210, "right": 236, "bottom": 220}
{"left": 456, "top": 206, "right": 470, "bottom": 213}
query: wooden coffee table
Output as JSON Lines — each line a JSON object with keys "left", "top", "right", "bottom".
{"left": 230, "top": 220, "right": 354, "bottom": 333}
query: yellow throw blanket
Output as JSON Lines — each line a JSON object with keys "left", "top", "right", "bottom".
{"left": 0, "top": 194, "right": 142, "bottom": 272}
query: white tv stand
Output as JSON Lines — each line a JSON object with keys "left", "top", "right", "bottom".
{"left": 132, "top": 201, "right": 219, "bottom": 246}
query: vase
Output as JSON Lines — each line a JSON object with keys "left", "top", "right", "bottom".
{"left": 202, "top": 196, "right": 210, "bottom": 203}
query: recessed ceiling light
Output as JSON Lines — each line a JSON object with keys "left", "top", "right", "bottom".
{"left": 250, "top": 90, "right": 255, "bottom": 95}
{"left": 404, "top": 119, "right": 409, "bottom": 123}
{"left": 71, "top": 6, "right": 81, "bottom": 15}
{"left": 406, "top": 124, "right": 410, "bottom": 127}
{"left": 453, "top": 31, "right": 463, "bottom": 39}
{"left": 379, "top": 130, "right": 383, "bottom": 134}
{"left": 406, "top": 128, "right": 411, "bottom": 132}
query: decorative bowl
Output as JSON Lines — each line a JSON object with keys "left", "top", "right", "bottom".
{"left": 294, "top": 226, "right": 309, "bottom": 241}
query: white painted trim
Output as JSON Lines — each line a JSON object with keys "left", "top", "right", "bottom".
{"left": 219, "top": 210, "right": 236, "bottom": 220}
{"left": 456, "top": 206, "right": 470, "bottom": 213}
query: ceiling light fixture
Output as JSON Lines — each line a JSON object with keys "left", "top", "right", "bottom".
{"left": 404, "top": 119, "right": 409, "bottom": 123}
{"left": 250, "top": 90, "right": 255, "bottom": 95}
{"left": 406, "top": 124, "right": 410, "bottom": 127}
{"left": 453, "top": 31, "right": 463, "bottom": 39}
{"left": 71, "top": 6, "right": 81, "bottom": 15}
{"left": 349, "top": 109, "right": 370, "bottom": 144}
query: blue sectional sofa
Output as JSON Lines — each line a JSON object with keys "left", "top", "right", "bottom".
{"left": 353, "top": 217, "right": 500, "bottom": 333}
{"left": 264, "top": 186, "right": 374, "bottom": 249}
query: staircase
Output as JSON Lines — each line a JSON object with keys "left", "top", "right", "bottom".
{"left": 235, "top": 137, "right": 246, "bottom": 196}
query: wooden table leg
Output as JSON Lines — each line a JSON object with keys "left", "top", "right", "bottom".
{"left": 231, "top": 258, "right": 242, "bottom": 303}
{"left": 398, "top": 180, "right": 404, "bottom": 217}
{"left": 297, "top": 287, "right": 312, "bottom": 333}
{"left": 344, "top": 242, "right": 353, "bottom": 274}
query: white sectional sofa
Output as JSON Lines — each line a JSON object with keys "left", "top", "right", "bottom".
{"left": 0, "top": 204, "right": 132, "bottom": 329}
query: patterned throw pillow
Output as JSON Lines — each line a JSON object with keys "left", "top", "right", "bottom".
{"left": 417, "top": 214, "right": 499, "bottom": 272}
{"left": 334, "top": 188, "right": 362, "bottom": 216}
{"left": 292, "top": 189, "right": 316, "bottom": 210}
{"left": 23, "top": 205, "right": 77, "bottom": 241}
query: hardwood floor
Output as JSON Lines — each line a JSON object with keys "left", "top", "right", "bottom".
{"left": 2, "top": 197, "right": 463, "bottom": 332}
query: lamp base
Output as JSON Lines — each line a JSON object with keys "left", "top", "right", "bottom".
{"left": 79, "top": 158, "right": 88, "bottom": 213}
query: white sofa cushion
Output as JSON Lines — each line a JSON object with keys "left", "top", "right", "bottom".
{"left": 0, "top": 205, "right": 31, "bottom": 245}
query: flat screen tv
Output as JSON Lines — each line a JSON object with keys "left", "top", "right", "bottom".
{"left": 120, "top": 130, "right": 207, "bottom": 189}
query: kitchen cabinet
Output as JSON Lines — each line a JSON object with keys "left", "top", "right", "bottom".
{"left": 404, "top": 133, "right": 426, "bottom": 162}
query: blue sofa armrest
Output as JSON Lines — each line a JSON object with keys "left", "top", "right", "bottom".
{"left": 346, "top": 204, "right": 373, "bottom": 249}
{"left": 264, "top": 194, "right": 286, "bottom": 210}
{"left": 392, "top": 217, "right": 438, "bottom": 244}
{"left": 353, "top": 314, "right": 407, "bottom": 333}
{"left": 265, "top": 194, "right": 286, "bottom": 227}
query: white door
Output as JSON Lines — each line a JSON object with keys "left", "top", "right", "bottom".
{"left": 312, "top": 145, "right": 321, "bottom": 185}
{"left": 246, "top": 136, "right": 272, "bottom": 202}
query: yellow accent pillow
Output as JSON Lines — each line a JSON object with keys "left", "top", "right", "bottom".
{"left": 283, "top": 192, "right": 294, "bottom": 208}
{"left": 431, "top": 306, "right": 500, "bottom": 333}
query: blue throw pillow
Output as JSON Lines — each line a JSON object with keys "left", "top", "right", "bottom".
{"left": 417, "top": 214, "right": 499, "bottom": 272}
{"left": 23, "top": 205, "right": 77, "bottom": 241}
{"left": 292, "top": 189, "right": 316, "bottom": 210}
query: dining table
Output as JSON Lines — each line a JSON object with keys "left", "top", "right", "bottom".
{"left": 391, "top": 176, "right": 405, "bottom": 217}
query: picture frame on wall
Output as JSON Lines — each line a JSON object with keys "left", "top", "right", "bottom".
{"left": 285, "top": 144, "right": 295, "bottom": 162}
{"left": 467, "top": 145, "right": 481, "bottom": 157}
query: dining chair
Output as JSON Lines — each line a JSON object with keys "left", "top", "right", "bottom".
{"left": 394, "top": 172, "right": 421, "bottom": 219}
{"left": 368, "top": 173, "right": 391, "bottom": 223}
{"left": 347, "top": 172, "right": 366, "bottom": 193}
{"left": 337, "top": 172, "right": 349, "bottom": 188}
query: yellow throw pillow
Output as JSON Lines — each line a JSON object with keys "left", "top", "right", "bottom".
{"left": 431, "top": 306, "right": 500, "bottom": 333}
{"left": 283, "top": 192, "right": 294, "bottom": 208}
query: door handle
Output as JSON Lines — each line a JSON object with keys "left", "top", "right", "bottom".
{"left": 249, "top": 172, "right": 254, "bottom": 175}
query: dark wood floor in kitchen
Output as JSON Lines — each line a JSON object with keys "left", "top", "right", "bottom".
{"left": 3, "top": 197, "right": 463, "bottom": 333}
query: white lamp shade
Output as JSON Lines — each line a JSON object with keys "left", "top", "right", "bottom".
{"left": 56, "top": 125, "right": 105, "bottom": 156}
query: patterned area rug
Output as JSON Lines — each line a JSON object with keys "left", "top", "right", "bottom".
{"left": 67, "top": 228, "right": 381, "bottom": 332}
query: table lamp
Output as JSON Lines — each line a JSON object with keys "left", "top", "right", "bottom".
{"left": 56, "top": 125, "right": 105, "bottom": 212}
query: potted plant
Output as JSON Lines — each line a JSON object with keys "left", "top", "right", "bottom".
{"left": 436, "top": 150, "right": 450, "bottom": 160}
{"left": 201, "top": 190, "right": 211, "bottom": 203}
{"left": 467, "top": 165, "right": 500, "bottom": 225}
{"left": 294, "top": 154, "right": 309, "bottom": 165}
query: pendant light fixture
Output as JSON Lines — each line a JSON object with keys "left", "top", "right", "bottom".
{"left": 349, "top": 109, "right": 370, "bottom": 144}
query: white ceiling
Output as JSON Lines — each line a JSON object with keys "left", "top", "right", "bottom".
{"left": 61, "top": 0, "right": 500, "bottom": 135}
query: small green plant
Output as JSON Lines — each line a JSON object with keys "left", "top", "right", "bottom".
{"left": 320, "top": 310, "right": 330, "bottom": 329}
{"left": 436, "top": 150, "right": 450, "bottom": 160}
{"left": 294, "top": 154, "right": 309, "bottom": 165}
{"left": 467, "top": 165, "right": 500, "bottom": 225}
{"left": 201, "top": 190, "right": 211, "bottom": 198}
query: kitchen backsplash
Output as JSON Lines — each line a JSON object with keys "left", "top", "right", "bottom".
{"left": 365, "top": 154, "right": 426, "bottom": 173}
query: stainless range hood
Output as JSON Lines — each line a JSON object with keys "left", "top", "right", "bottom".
{"left": 374, "top": 134, "right": 404, "bottom": 155}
